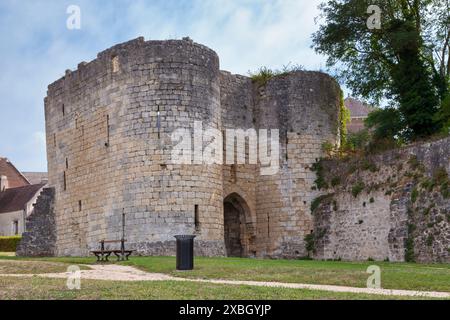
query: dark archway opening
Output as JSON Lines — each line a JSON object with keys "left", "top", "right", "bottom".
{"left": 223, "top": 193, "right": 250, "bottom": 257}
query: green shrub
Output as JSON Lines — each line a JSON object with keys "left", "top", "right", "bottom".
{"left": 365, "top": 107, "right": 404, "bottom": 141}
{"left": 411, "top": 187, "right": 419, "bottom": 203}
{"left": 311, "top": 194, "right": 334, "bottom": 213}
{"left": 311, "top": 160, "right": 328, "bottom": 190}
{"left": 0, "top": 236, "right": 22, "bottom": 252}
{"left": 361, "top": 159, "right": 378, "bottom": 172}
{"left": 249, "top": 64, "right": 304, "bottom": 87}
{"left": 249, "top": 67, "right": 275, "bottom": 86}
{"left": 424, "top": 204, "right": 434, "bottom": 216}
{"left": 331, "top": 177, "right": 341, "bottom": 187}
{"left": 351, "top": 181, "right": 365, "bottom": 198}
{"left": 304, "top": 233, "right": 315, "bottom": 255}
{"left": 421, "top": 179, "right": 434, "bottom": 191}
{"left": 346, "top": 129, "right": 371, "bottom": 151}
{"left": 322, "top": 141, "right": 335, "bottom": 156}
{"left": 431, "top": 167, "right": 450, "bottom": 198}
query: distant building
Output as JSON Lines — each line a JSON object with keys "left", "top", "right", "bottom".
{"left": 344, "top": 97, "right": 376, "bottom": 133}
{"left": 0, "top": 157, "right": 29, "bottom": 189}
{"left": 22, "top": 172, "right": 48, "bottom": 185}
{"left": 0, "top": 157, "right": 47, "bottom": 236}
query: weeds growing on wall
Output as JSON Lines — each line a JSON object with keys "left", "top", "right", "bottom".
{"left": 249, "top": 63, "right": 304, "bottom": 87}
{"left": 310, "top": 194, "right": 334, "bottom": 213}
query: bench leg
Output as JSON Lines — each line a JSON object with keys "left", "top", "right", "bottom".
{"left": 113, "top": 252, "right": 121, "bottom": 262}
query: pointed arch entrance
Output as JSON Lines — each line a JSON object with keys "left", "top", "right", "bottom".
{"left": 223, "top": 193, "right": 252, "bottom": 257}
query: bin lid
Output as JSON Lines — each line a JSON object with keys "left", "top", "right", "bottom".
{"left": 174, "top": 235, "right": 196, "bottom": 240}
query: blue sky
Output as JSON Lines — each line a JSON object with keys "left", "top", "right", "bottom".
{"left": 0, "top": 0, "right": 334, "bottom": 172}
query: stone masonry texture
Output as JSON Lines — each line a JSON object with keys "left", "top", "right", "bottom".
{"left": 313, "top": 137, "right": 450, "bottom": 263}
{"left": 24, "top": 37, "right": 342, "bottom": 258}
{"left": 16, "top": 188, "right": 57, "bottom": 257}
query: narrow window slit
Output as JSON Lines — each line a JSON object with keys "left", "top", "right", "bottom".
{"left": 105, "top": 115, "right": 110, "bottom": 147}
{"left": 195, "top": 205, "right": 200, "bottom": 230}
{"left": 63, "top": 171, "right": 67, "bottom": 191}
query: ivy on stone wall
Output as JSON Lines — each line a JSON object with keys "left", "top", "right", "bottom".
{"left": 339, "top": 90, "right": 350, "bottom": 148}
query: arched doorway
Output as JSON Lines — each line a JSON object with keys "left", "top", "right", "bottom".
{"left": 223, "top": 193, "right": 251, "bottom": 257}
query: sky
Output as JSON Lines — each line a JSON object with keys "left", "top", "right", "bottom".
{"left": 0, "top": 0, "right": 337, "bottom": 172}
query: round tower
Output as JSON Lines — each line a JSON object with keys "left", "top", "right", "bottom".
{"left": 45, "top": 38, "right": 225, "bottom": 256}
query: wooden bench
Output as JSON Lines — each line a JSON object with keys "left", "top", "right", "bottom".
{"left": 91, "top": 239, "right": 135, "bottom": 262}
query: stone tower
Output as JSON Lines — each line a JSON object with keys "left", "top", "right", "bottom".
{"left": 43, "top": 37, "right": 341, "bottom": 258}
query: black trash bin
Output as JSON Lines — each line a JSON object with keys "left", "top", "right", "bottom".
{"left": 174, "top": 235, "right": 196, "bottom": 271}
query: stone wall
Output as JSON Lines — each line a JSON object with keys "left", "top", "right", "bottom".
{"left": 39, "top": 37, "right": 341, "bottom": 258}
{"left": 312, "top": 137, "right": 450, "bottom": 263}
{"left": 255, "top": 72, "right": 340, "bottom": 258}
{"left": 16, "top": 188, "right": 56, "bottom": 257}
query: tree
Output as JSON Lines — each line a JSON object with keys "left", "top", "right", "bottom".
{"left": 312, "top": 0, "right": 450, "bottom": 140}
{"left": 365, "top": 107, "right": 405, "bottom": 140}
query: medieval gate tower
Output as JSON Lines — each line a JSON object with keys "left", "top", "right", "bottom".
{"left": 43, "top": 37, "right": 340, "bottom": 258}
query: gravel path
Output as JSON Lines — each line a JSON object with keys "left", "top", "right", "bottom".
{"left": 1, "top": 264, "right": 449, "bottom": 298}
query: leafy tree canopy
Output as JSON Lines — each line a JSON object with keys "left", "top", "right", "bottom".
{"left": 313, "top": 0, "right": 450, "bottom": 140}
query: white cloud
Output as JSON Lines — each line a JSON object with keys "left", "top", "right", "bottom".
{"left": 0, "top": 0, "right": 336, "bottom": 172}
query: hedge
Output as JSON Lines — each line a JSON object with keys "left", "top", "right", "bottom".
{"left": 0, "top": 236, "right": 22, "bottom": 252}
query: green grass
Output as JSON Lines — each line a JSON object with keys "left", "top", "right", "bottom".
{"left": 0, "top": 276, "right": 440, "bottom": 300}
{"left": 0, "top": 260, "right": 90, "bottom": 274}
{"left": 0, "top": 252, "right": 15, "bottom": 257}
{"left": 2, "top": 255, "right": 448, "bottom": 293}
{"left": 122, "top": 257, "right": 450, "bottom": 292}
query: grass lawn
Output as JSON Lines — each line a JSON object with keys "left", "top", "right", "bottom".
{"left": 0, "top": 276, "right": 439, "bottom": 300}
{"left": 0, "top": 252, "right": 15, "bottom": 257}
{"left": 0, "top": 260, "right": 90, "bottom": 274}
{"left": 1, "top": 255, "right": 448, "bottom": 292}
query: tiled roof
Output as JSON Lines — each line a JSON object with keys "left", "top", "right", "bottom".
{"left": 22, "top": 172, "right": 48, "bottom": 185}
{"left": 344, "top": 97, "right": 375, "bottom": 118}
{"left": 0, "top": 157, "right": 30, "bottom": 188}
{"left": 0, "top": 184, "right": 45, "bottom": 214}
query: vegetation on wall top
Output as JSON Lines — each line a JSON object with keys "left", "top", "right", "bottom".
{"left": 248, "top": 63, "right": 304, "bottom": 87}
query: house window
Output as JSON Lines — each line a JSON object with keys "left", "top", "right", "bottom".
{"left": 194, "top": 205, "right": 200, "bottom": 230}
{"left": 62, "top": 104, "right": 65, "bottom": 116}
{"left": 79, "top": 200, "right": 82, "bottom": 211}
{"left": 13, "top": 221, "right": 19, "bottom": 235}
